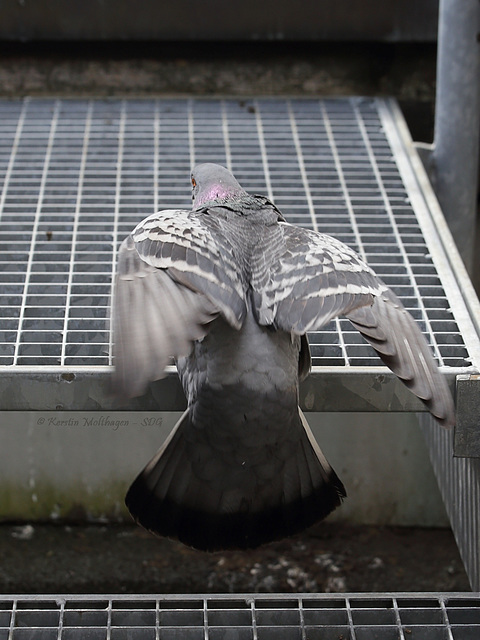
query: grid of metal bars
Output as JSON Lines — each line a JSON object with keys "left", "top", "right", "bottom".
{"left": 0, "top": 97, "right": 475, "bottom": 372}
{"left": 1, "top": 593, "right": 479, "bottom": 639}
{"left": 420, "top": 412, "right": 480, "bottom": 593}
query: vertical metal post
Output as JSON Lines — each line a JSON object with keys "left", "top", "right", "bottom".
{"left": 429, "top": 0, "right": 480, "bottom": 271}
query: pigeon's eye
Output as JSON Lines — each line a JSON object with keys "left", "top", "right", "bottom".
{"left": 191, "top": 178, "right": 196, "bottom": 188}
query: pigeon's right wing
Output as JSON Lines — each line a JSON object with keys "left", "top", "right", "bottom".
{"left": 253, "top": 222, "right": 455, "bottom": 428}
{"left": 253, "top": 223, "right": 387, "bottom": 333}
{"left": 346, "top": 289, "right": 455, "bottom": 427}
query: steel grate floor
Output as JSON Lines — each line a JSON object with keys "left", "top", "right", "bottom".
{"left": 0, "top": 97, "right": 478, "bottom": 371}
{"left": 1, "top": 593, "right": 480, "bottom": 639}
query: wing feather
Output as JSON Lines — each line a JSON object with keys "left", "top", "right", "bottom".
{"left": 113, "top": 233, "right": 218, "bottom": 397}
{"left": 347, "top": 289, "right": 455, "bottom": 427}
{"left": 252, "top": 221, "right": 455, "bottom": 428}
{"left": 133, "top": 209, "right": 246, "bottom": 328}
{"left": 253, "top": 223, "right": 386, "bottom": 333}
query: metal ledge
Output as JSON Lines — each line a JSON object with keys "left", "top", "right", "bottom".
{"left": 0, "top": 365, "right": 462, "bottom": 413}
{"left": 0, "top": 1, "right": 439, "bottom": 42}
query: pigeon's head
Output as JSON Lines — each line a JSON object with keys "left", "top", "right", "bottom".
{"left": 191, "top": 163, "right": 247, "bottom": 208}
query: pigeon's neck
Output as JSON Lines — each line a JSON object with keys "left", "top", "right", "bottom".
{"left": 193, "top": 184, "right": 247, "bottom": 208}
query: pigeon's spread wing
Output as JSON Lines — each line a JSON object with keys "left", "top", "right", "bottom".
{"left": 253, "top": 223, "right": 455, "bottom": 428}
{"left": 253, "top": 223, "right": 387, "bottom": 333}
{"left": 113, "top": 235, "right": 218, "bottom": 397}
{"left": 347, "top": 290, "right": 455, "bottom": 427}
{"left": 113, "top": 209, "right": 246, "bottom": 397}
{"left": 132, "top": 209, "right": 246, "bottom": 328}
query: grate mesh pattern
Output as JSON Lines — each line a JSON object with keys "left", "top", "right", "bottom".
{"left": 420, "top": 412, "right": 480, "bottom": 592}
{"left": 0, "top": 97, "right": 472, "bottom": 369}
{"left": 1, "top": 594, "right": 480, "bottom": 639}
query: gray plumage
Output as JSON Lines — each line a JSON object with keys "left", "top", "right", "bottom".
{"left": 113, "top": 162, "right": 455, "bottom": 551}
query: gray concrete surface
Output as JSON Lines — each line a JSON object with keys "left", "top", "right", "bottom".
{"left": 0, "top": 412, "right": 450, "bottom": 527}
{"left": 0, "top": 42, "right": 437, "bottom": 105}
{"left": 0, "top": 522, "right": 469, "bottom": 594}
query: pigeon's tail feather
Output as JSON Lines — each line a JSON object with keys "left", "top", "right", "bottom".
{"left": 125, "top": 408, "right": 345, "bottom": 551}
{"left": 347, "top": 289, "right": 455, "bottom": 428}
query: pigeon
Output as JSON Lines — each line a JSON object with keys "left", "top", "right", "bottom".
{"left": 113, "top": 162, "right": 455, "bottom": 552}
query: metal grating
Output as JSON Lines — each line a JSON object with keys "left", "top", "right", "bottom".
{"left": 0, "top": 96, "right": 478, "bottom": 367}
{"left": 1, "top": 593, "right": 480, "bottom": 639}
{"left": 419, "top": 412, "right": 480, "bottom": 592}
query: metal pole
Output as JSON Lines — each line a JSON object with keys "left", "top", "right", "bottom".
{"left": 429, "top": 0, "right": 480, "bottom": 272}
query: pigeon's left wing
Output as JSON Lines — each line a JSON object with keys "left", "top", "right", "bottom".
{"left": 132, "top": 209, "right": 248, "bottom": 328}
{"left": 113, "top": 208, "right": 247, "bottom": 397}
{"left": 113, "top": 235, "right": 218, "bottom": 397}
